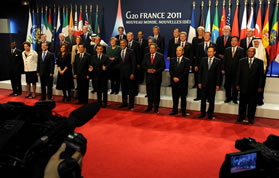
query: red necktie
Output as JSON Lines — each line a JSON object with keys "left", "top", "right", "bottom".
{"left": 151, "top": 54, "right": 154, "bottom": 64}
{"left": 248, "top": 38, "right": 251, "bottom": 47}
{"left": 224, "top": 36, "right": 227, "bottom": 46}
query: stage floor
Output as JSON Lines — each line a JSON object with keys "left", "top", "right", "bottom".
{"left": 1, "top": 89, "right": 279, "bottom": 178}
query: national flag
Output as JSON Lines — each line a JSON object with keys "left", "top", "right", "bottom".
{"left": 77, "top": 5, "right": 83, "bottom": 36}
{"left": 69, "top": 5, "right": 73, "bottom": 29}
{"left": 275, "top": 40, "right": 279, "bottom": 63}
{"left": 88, "top": 5, "right": 93, "bottom": 33}
{"left": 73, "top": 5, "right": 78, "bottom": 35}
{"left": 35, "top": 8, "right": 40, "bottom": 43}
{"left": 231, "top": 3, "right": 239, "bottom": 37}
{"left": 31, "top": 9, "right": 37, "bottom": 50}
{"left": 211, "top": 6, "right": 219, "bottom": 43}
{"left": 95, "top": 4, "right": 100, "bottom": 35}
{"left": 262, "top": 3, "right": 270, "bottom": 53}
{"left": 205, "top": 4, "right": 211, "bottom": 32}
{"left": 40, "top": 7, "right": 45, "bottom": 34}
{"left": 188, "top": 4, "right": 196, "bottom": 43}
{"left": 199, "top": 1, "right": 204, "bottom": 27}
{"left": 26, "top": 9, "right": 32, "bottom": 44}
{"left": 255, "top": 3, "right": 262, "bottom": 38}
{"left": 45, "top": 8, "right": 52, "bottom": 42}
{"left": 56, "top": 7, "right": 62, "bottom": 44}
{"left": 270, "top": 2, "right": 278, "bottom": 62}
{"left": 85, "top": 5, "right": 89, "bottom": 26}
{"left": 62, "top": 6, "right": 69, "bottom": 36}
{"left": 239, "top": 3, "right": 247, "bottom": 40}
{"left": 220, "top": 5, "right": 226, "bottom": 36}
{"left": 44, "top": 7, "right": 48, "bottom": 38}
{"left": 226, "top": 4, "right": 231, "bottom": 26}
{"left": 52, "top": 7, "right": 57, "bottom": 46}
{"left": 247, "top": 4, "right": 254, "bottom": 30}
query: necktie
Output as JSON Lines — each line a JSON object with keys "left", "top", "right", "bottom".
{"left": 129, "top": 42, "right": 132, "bottom": 48}
{"left": 232, "top": 47, "right": 236, "bottom": 57}
{"left": 139, "top": 39, "right": 142, "bottom": 46}
{"left": 175, "top": 38, "right": 178, "bottom": 44}
{"left": 42, "top": 52, "right": 46, "bottom": 62}
{"left": 98, "top": 55, "right": 101, "bottom": 60}
{"left": 120, "top": 35, "right": 122, "bottom": 40}
{"left": 121, "top": 50, "right": 125, "bottom": 62}
{"left": 248, "top": 38, "right": 251, "bottom": 47}
{"left": 224, "top": 36, "right": 227, "bottom": 46}
{"left": 208, "top": 58, "right": 212, "bottom": 70}
{"left": 80, "top": 53, "right": 83, "bottom": 59}
{"left": 205, "top": 43, "right": 208, "bottom": 55}
{"left": 249, "top": 58, "right": 252, "bottom": 68}
{"left": 151, "top": 54, "right": 154, "bottom": 64}
{"left": 182, "top": 42, "right": 184, "bottom": 48}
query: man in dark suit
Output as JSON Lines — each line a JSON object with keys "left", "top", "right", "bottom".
{"left": 240, "top": 28, "right": 254, "bottom": 56}
{"left": 65, "top": 28, "right": 76, "bottom": 50}
{"left": 142, "top": 43, "right": 166, "bottom": 113}
{"left": 153, "top": 26, "right": 165, "bottom": 54}
{"left": 236, "top": 47, "right": 264, "bottom": 124}
{"left": 198, "top": 46, "right": 222, "bottom": 119}
{"left": 8, "top": 41, "right": 23, "bottom": 96}
{"left": 178, "top": 31, "right": 192, "bottom": 63}
{"left": 55, "top": 33, "right": 70, "bottom": 57}
{"left": 194, "top": 32, "right": 217, "bottom": 101}
{"left": 169, "top": 46, "right": 191, "bottom": 116}
{"left": 80, "top": 26, "right": 92, "bottom": 51}
{"left": 216, "top": 25, "right": 232, "bottom": 60}
{"left": 119, "top": 39, "right": 136, "bottom": 110}
{"left": 115, "top": 26, "right": 127, "bottom": 45}
{"left": 167, "top": 28, "right": 180, "bottom": 61}
{"left": 91, "top": 45, "right": 111, "bottom": 108}
{"left": 222, "top": 36, "right": 245, "bottom": 104}
{"left": 73, "top": 43, "right": 92, "bottom": 104}
{"left": 137, "top": 31, "right": 148, "bottom": 83}
{"left": 127, "top": 32, "right": 140, "bottom": 95}
{"left": 37, "top": 42, "right": 55, "bottom": 101}
{"left": 36, "top": 34, "right": 52, "bottom": 54}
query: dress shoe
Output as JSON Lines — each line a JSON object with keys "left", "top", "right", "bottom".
{"left": 110, "top": 91, "right": 115, "bottom": 94}
{"left": 39, "top": 98, "right": 46, "bottom": 101}
{"left": 224, "top": 99, "right": 231, "bottom": 103}
{"left": 233, "top": 100, "right": 238, "bottom": 104}
{"left": 48, "top": 98, "right": 54, "bottom": 101}
{"left": 145, "top": 95, "right": 148, "bottom": 98}
{"left": 9, "top": 92, "right": 16, "bottom": 96}
{"left": 128, "top": 106, "right": 134, "bottom": 110}
{"left": 15, "top": 93, "right": 22, "bottom": 96}
{"left": 198, "top": 114, "right": 206, "bottom": 118}
{"left": 169, "top": 111, "right": 178, "bottom": 116}
{"left": 237, "top": 118, "right": 244, "bottom": 122}
{"left": 145, "top": 107, "right": 152, "bottom": 112}
{"left": 154, "top": 108, "right": 159, "bottom": 113}
{"left": 91, "top": 89, "right": 96, "bottom": 93}
{"left": 248, "top": 120, "right": 254, "bottom": 124}
{"left": 182, "top": 112, "right": 186, "bottom": 117}
{"left": 119, "top": 104, "right": 128, "bottom": 108}
{"left": 102, "top": 104, "right": 107, "bottom": 108}
{"left": 257, "top": 101, "right": 264, "bottom": 106}
{"left": 194, "top": 98, "right": 201, "bottom": 101}
{"left": 114, "top": 91, "right": 119, "bottom": 95}
{"left": 208, "top": 115, "right": 213, "bottom": 120}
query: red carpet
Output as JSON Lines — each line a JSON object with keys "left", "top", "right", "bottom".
{"left": 1, "top": 89, "right": 279, "bottom": 178}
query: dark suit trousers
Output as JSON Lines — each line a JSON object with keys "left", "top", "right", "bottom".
{"left": 40, "top": 75, "right": 53, "bottom": 99}
{"left": 146, "top": 82, "right": 161, "bottom": 109}
{"left": 96, "top": 77, "right": 108, "bottom": 105}
{"left": 120, "top": 75, "right": 134, "bottom": 107}
{"left": 239, "top": 92, "right": 258, "bottom": 121}
{"left": 109, "top": 68, "right": 120, "bottom": 92}
{"left": 225, "top": 73, "right": 238, "bottom": 101}
{"left": 10, "top": 73, "right": 22, "bottom": 94}
{"left": 200, "top": 86, "right": 216, "bottom": 116}
{"left": 77, "top": 76, "right": 89, "bottom": 103}
{"left": 194, "top": 70, "right": 199, "bottom": 86}
{"left": 172, "top": 86, "right": 187, "bottom": 113}
{"left": 257, "top": 75, "right": 266, "bottom": 104}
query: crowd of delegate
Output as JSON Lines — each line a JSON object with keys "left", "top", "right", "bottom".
{"left": 7, "top": 25, "right": 268, "bottom": 124}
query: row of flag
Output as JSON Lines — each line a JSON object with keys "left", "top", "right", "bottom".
{"left": 187, "top": 0, "right": 279, "bottom": 65}
{"left": 26, "top": 5, "right": 101, "bottom": 51}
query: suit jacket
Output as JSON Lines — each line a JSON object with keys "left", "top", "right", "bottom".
{"left": 154, "top": 35, "right": 165, "bottom": 54}
{"left": 196, "top": 42, "right": 217, "bottom": 67}
{"left": 169, "top": 56, "right": 191, "bottom": 88}
{"left": 118, "top": 48, "right": 136, "bottom": 77}
{"left": 80, "top": 33, "right": 92, "bottom": 50}
{"left": 74, "top": 52, "right": 91, "bottom": 77}
{"left": 223, "top": 47, "right": 245, "bottom": 76}
{"left": 167, "top": 37, "right": 180, "bottom": 58}
{"left": 216, "top": 35, "right": 232, "bottom": 56}
{"left": 37, "top": 51, "right": 55, "bottom": 76}
{"left": 65, "top": 35, "right": 76, "bottom": 49}
{"left": 175, "top": 42, "right": 193, "bottom": 65}
{"left": 236, "top": 57, "right": 264, "bottom": 94}
{"left": 142, "top": 52, "right": 166, "bottom": 85}
{"left": 198, "top": 57, "right": 222, "bottom": 88}
{"left": 136, "top": 38, "right": 148, "bottom": 62}
{"left": 36, "top": 41, "right": 52, "bottom": 54}
{"left": 240, "top": 37, "right": 254, "bottom": 56}
{"left": 115, "top": 34, "right": 127, "bottom": 45}
{"left": 7, "top": 48, "right": 23, "bottom": 75}
{"left": 91, "top": 54, "right": 111, "bottom": 80}
{"left": 128, "top": 40, "right": 140, "bottom": 65}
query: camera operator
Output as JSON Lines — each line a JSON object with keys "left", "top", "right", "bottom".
{"left": 44, "top": 143, "right": 83, "bottom": 178}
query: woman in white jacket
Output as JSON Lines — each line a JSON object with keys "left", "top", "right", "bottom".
{"left": 22, "top": 41, "right": 38, "bottom": 98}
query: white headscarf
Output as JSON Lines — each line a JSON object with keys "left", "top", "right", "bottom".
{"left": 252, "top": 38, "right": 267, "bottom": 70}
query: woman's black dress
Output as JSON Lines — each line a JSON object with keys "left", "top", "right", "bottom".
{"left": 56, "top": 55, "right": 74, "bottom": 90}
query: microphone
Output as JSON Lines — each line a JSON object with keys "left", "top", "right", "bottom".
{"left": 68, "top": 102, "right": 101, "bottom": 127}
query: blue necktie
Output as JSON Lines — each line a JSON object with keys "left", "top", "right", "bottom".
{"left": 42, "top": 52, "right": 46, "bottom": 62}
{"left": 208, "top": 58, "right": 212, "bottom": 70}
{"left": 121, "top": 50, "right": 125, "bottom": 62}
{"left": 205, "top": 43, "right": 208, "bottom": 56}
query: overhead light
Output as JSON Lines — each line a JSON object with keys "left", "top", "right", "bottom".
{"left": 22, "top": 1, "right": 30, "bottom": 6}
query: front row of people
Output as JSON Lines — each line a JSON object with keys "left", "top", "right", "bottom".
{"left": 8, "top": 36, "right": 264, "bottom": 124}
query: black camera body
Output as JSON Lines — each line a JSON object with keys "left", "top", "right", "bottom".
{"left": 219, "top": 135, "right": 279, "bottom": 178}
{"left": 0, "top": 101, "right": 100, "bottom": 178}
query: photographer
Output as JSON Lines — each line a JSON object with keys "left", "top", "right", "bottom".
{"left": 44, "top": 143, "right": 83, "bottom": 178}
